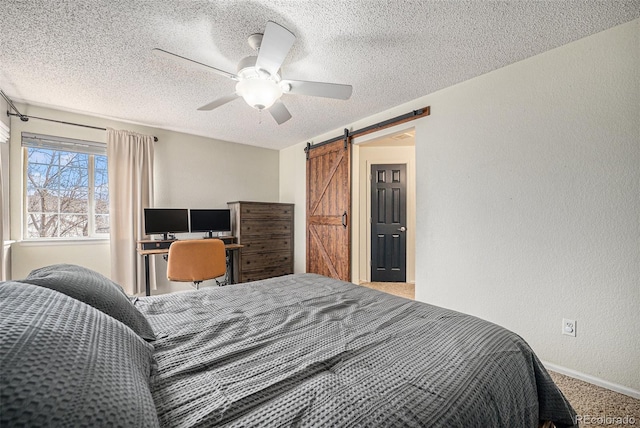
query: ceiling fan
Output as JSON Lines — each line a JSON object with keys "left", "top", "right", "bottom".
{"left": 152, "top": 21, "right": 353, "bottom": 125}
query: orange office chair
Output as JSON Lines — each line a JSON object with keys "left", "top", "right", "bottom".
{"left": 167, "top": 239, "right": 227, "bottom": 289}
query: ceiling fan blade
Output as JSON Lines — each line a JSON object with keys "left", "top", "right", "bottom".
{"left": 255, "top": 21, "right": 295, "bottom": 77}
{"left": 269, "top": 100, "right": 292, "bottom": 125}
{"left": 282, "top": 79, "right": 353, "bottom": 100}
{"left": 152, "top": 48, "right": 237, "bottom": 80}
{"left": 197, "top": 93, "right": 239, "bottom": 111}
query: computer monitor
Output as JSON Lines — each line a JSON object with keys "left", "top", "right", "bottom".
{"left": 190, "top": 209, "right": 231, "bottom": 238}
{"left": 144, "top": 208, "right": 189, "bottom": 240}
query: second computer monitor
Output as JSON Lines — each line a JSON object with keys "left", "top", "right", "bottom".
{"left": 190, "top": 209, "right": 231, "bottom": 238}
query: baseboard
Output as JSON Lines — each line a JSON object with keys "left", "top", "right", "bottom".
{"left": 542, "top": 361, "right": 640, "bottom": 399}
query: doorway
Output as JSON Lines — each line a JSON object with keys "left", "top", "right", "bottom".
{"left": 352, "top": 126, "right": 416, "bottom": 284}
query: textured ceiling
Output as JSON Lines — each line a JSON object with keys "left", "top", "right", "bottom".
{"left": 0, "top": 1, "right": 638, "bottom": 150}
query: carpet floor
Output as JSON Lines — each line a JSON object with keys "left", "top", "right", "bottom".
{"left": 549, "top": 371, "right": 639, "bottom": 427}
{"left": 359, "top": 281, "right": 639, "bottom": 427}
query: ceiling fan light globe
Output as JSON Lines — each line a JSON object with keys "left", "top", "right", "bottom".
{"left": 235, "top": 78, "right": 283, "bottom": 110}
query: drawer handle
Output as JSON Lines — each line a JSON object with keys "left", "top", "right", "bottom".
{"left": 342, "top": 211, "right": 348, "bottom": 228}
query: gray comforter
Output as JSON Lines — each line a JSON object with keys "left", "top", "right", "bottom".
{"left": 136, "top": 273, "right": 576, "bottom": 428}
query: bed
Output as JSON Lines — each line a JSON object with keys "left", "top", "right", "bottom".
{"left": 1, "top": 264, "right": 577, "bottom": 427}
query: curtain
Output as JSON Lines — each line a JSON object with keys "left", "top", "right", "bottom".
{"left": 107, "top": 129, "right": 155, "bottom": 295}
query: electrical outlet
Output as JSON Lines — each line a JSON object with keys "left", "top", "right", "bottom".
{"left": 562, "top": 318, "right": 576, "bottom": 337}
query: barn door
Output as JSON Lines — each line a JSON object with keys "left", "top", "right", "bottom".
{"left": 306, "top": 132, "right": 351, "bottom": 281}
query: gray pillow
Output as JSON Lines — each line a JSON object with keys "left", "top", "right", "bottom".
{"left": 20, "top": 263, "right": 155, "bottom": 340}
{"left": 0, "top": 281, "right": 159, "bottom": 427}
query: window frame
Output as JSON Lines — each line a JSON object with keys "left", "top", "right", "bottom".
{"left": 22, "top": 132, "right": 109, "bottom": 241}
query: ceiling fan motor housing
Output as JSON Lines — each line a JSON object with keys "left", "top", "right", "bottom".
{"left": 247, "top": 33, "right": 263, "bottom": 51}
{"left": 236, "top": 55, "right": 276, "bottom": 80}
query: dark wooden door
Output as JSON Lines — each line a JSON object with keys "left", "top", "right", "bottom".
{"left": 306, "top": 137, "right": 351, "bottom": 281}
{"left": 371, "top": 163, "right": 407, "bottom": 282}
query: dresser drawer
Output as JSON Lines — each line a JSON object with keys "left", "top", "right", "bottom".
{"left": 240, "top": 220, "right": 292, "bottom": 238}
{"left": 241, "top": 251, "right": 292, "bottom": 271}
{"left": 239, "top": 204, "right": 293, "bottom": 220}
{"left": 240, "top": 266, "right": 293, "bottom": 283}
{"left": 240, "top": 237, "right": 292, "bottom": 254}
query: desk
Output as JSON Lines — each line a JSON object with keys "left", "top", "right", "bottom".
{"left": 137, "top": 240, "right": 242, "bottom": 296}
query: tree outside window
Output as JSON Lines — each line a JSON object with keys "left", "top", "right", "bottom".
{"left": 26, "top": 147, "right": 109, "bottom": 238}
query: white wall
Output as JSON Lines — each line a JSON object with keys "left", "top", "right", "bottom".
{"left": 7, "top": 104, "right": 280, "bottom": 288}
{"left": 279, "top": 141, "right": 307, "bottom": 274}
{"left": 11, "top": 240, "right": 110, "bottom": 279}
{"left": 152, "top": 128, "right": 279, "bottom": 294}
{"left": 280, "top": 19, "right": 640, "bottom": 394}
{"left": 416, "top": 19, "right": 639, "bottom": 394}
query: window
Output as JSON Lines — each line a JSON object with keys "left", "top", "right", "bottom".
{"left": 23, "top": 133, "right": 109, "bottom": 239}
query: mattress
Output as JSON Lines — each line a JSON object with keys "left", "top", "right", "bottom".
{"left": 135, "top": 273, "right": 577, "bottom": 428}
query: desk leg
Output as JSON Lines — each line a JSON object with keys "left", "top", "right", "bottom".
{"left": 144, "top": 254, "right": 151, "bottom": 296}
{"left": 232, "top": 249, "right": 241, "bottom": 284}
{"left": 223, "top": 248, "right": 240, "bottom": 285}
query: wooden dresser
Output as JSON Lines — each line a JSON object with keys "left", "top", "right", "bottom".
{"left": 227, "top": 201, "right": 294, "bottom": 283}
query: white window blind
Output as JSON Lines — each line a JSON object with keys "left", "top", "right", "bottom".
{"left": 21, "top": 132, "right": 106, "bottom": 155}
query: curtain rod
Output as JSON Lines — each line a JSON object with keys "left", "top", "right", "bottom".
{"left": 6, "top": 112, "right": 158, "bottom": 142}
{"left": 1, "top": 90, "right": 158, "bottom": 142}
{"left": 0, "top": 89, "right": 26, "bottom": 121}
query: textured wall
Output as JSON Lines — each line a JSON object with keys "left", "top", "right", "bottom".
{"left": 415, "top": 19, "right": 640, "bottom": 392}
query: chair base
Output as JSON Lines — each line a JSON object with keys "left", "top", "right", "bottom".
{"left": 191, "top": 279, "right": 226, "bottom": 290}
